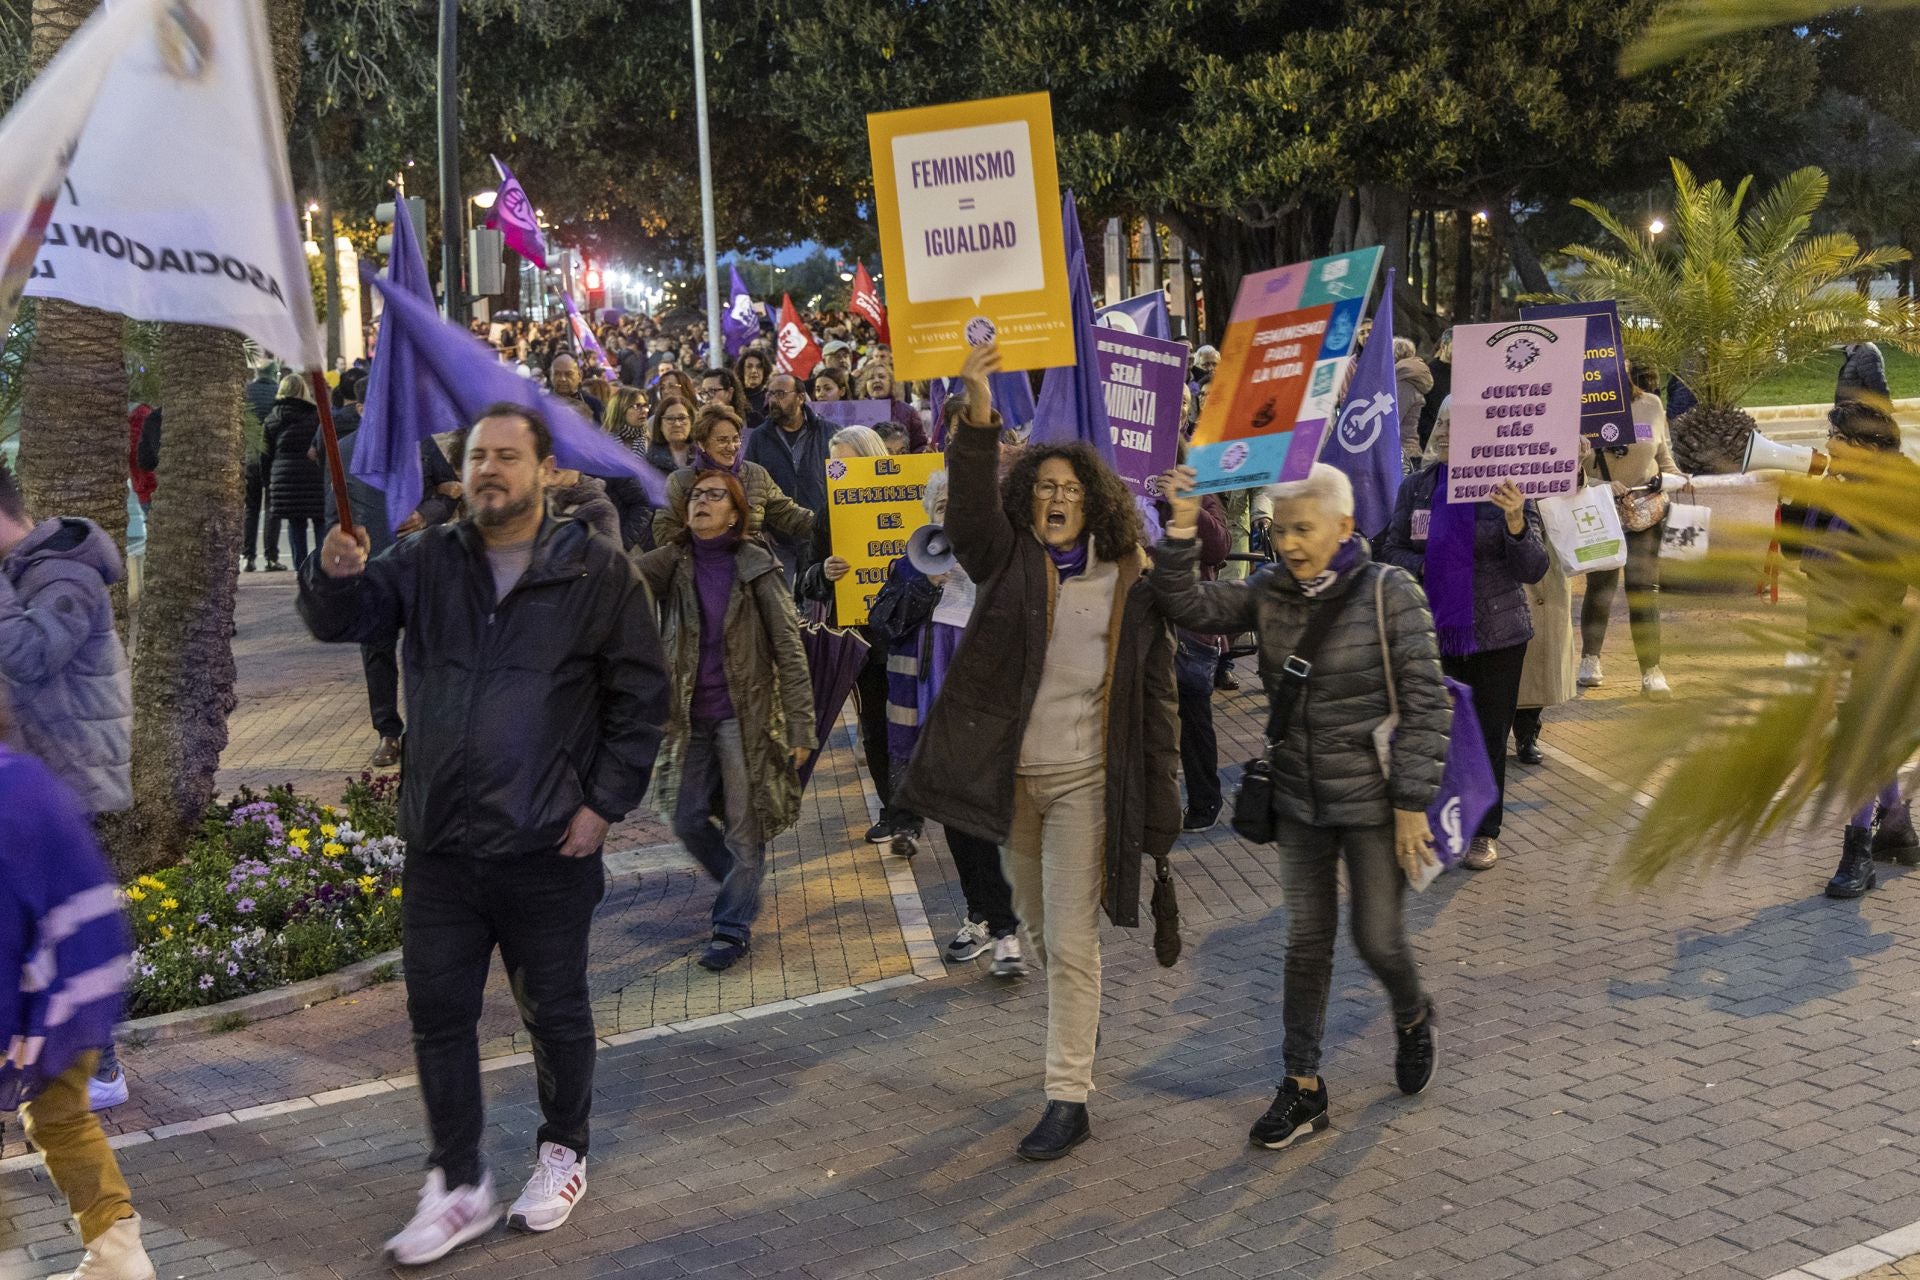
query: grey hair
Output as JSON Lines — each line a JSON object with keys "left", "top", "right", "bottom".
{"left": 1392, "top": 336, "right": 1416, "bottom": 361}
{"left": 1265, "top": 463, "right": 1354, "bottom": 519}
{"left": 923, "top": 469, "right": 949, "bottom": 520}
{"left": 830, "top": 425, "right": 889, "bottom": 458}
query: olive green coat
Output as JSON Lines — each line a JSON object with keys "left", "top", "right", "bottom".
{"left": 635, "top": 539, "right": 816, "bottom": 839}
{"left": 651, "top": 461, "right": 814, "bottom": 548}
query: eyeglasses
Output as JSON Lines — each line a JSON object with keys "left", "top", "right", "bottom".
{"left": 689, "top": 487, "right": 732, "bottom": 502}
{"left": 1035, "top": 481, "right": 1085, "bottom": 502}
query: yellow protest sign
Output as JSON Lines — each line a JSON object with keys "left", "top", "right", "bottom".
{"left": 867, "top": 91, "right": 1074, "bottom": 382}
{"left": 825, "top": 453, "right": 943, "bottom": 626}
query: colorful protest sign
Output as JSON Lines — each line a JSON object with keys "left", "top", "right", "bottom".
{"left": 1518, "top": 300, "right": 1639, "bottom": 444}
{"left": 825, "top": 453, "right": 943, "bottom": 625}
{"left": 1096, "top": 329, "right": 1186, "bottom": 498}
{"left": 866, "top": 92, "right": 1073, "bottom": 381}
{"left": 814, "top": 400, "right": 896, "bottom": 429}
{"left": 1445, "top": 318, "right": 1587, "bottom": 504}
{"left": 1186, "top": 248, "right": 1381, "bottom": 495}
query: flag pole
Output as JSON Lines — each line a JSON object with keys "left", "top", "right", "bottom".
{"left": 310, "top": 372, "right": 356, "bottom": 538}
{"left": 690, "top": 0, "right": 722, "bottom": 366}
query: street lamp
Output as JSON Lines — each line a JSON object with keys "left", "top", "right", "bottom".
{"left": 471, "top": 190, "right": 497, "bottom": 211}
{"left": 1648, "top": 217, "right": 1667, "bottom": 236}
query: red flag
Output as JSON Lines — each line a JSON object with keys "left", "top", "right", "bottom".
{"left": 776, "top": 293, "right": 823, "bottom": 379}
{"left": 849, "top": 262, "right": 889, "bottom": 344}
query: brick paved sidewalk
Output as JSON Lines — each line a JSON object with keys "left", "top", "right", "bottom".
{"left": 10, "top": 575, "right": 1920, "bottom": 1278}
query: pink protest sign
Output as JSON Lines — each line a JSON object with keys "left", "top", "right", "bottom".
{"left": 1445, "top": 318, "right": 1587, "bottom": 504}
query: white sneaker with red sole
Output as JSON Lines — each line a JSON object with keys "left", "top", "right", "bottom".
{"left": 508, "top": 1142, "right": 586, "bottom": 1232}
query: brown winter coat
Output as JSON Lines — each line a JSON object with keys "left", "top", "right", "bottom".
{"left": 893, "top": 426, "right": 1181, "bottom": 930}
{"left": 635, "top": 539, "right": 816, "bottom": 839}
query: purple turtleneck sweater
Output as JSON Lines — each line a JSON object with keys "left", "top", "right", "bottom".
{"left": 690, "top": 533, "right": 737, "bottom": 721}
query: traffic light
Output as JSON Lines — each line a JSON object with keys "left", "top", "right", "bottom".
{"left": 374, "top": 198, "right": 426, "bottom": 255}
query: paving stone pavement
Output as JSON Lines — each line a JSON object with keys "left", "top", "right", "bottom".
{"left": 9, "top": 572, "right": 1920, "bottom": 1278}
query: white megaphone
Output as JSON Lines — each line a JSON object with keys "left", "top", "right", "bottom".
{"left": 907, "top": 523, "right": 955, "bottom": 576}
{"left": 1742, "top": 431, "right": 1828, "bottom": 476}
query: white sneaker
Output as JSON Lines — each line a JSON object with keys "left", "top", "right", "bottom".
{"left": 944, "top": 919, "right": 993, "bottom": 963}
{"left": 87, "top": 1067, "right": 129, "bottom": 1112}
{"left": 990, "top": 935, "right": 1029, "bottom": 979}
{"left": 1577, "top": 655, "right": 1603, "bottom": 688}
{"left": 383, "top": 1168, "right": 499, "bottom": 1265}
{"left": 1641, "top": 667, "right": 1673, "bottom": 699}
{"left": 57, "top": 1213, "right": 156, "bottom": 1280}
{"left": 508, "top": 1142, "right": 586, "bottom": 1233}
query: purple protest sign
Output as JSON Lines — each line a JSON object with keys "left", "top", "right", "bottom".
{"left": 814, "top": 400, "right": 894, "bottom": 428}
{"left": 1095, "top": 328, "right": 1187, "bottom": 498}
{"left": 1518, "top": 299, "right": 1639, "bottom": 444}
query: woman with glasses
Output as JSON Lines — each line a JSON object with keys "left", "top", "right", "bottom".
{"left": 896, "top": 344, "right": 1180, "bottom": 1163}
{"left": 601, "top": 386, "right": 651, "bottom": 457}
{"left": 651, "top": 405, "right": 813, "bottom": 550}
{"left": 637, "top": 469, "right": 816, "bottom": 972}
{"left": 645, "top": 398, "right": 696, "bottom": 475}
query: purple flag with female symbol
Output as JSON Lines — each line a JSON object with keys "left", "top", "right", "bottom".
{"left": 1325, "top": 268, "right": 1405, "bottom": 539}
{"left": 722, "top": 265, "right": 759, "bottom": 359}
{"left": 561, "top": 292, "right": 611, "bottom": 373}
{"left": 485, "top": 156, "right": 547, "bottom": 270}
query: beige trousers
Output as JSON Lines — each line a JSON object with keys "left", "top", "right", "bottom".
{"left": 1002, "top": 760, "right": 1106, "bottom": 1103}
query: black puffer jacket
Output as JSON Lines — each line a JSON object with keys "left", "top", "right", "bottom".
{"left": 296, "top": 517, "right": 670, "bottom": 859}
{"left": 1149, "top": 537, "right": 1451, "bottom": 827}
{"left": 264, "top": 398, "right": 325, "bottom": 520}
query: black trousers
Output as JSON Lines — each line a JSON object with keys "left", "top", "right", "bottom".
{"left": 1175, "top": 639, "right": 1222, "bottom": 820}
{"left": 363, "top": 639, "right": 403, "bottom": 738}
{"left": 402, "top": 851, "right": 605, "bottom": 1188}
{"left": 944, "top": 826, "right": 1018, "bottom": 938}
{"left": 243, "top": 462, "right": 281, "bottom": 564}
{"left": 851, "top": 646, "right": 893, "bottom": 812}
{"left": 1442, "top": 641, "right": 1528, "bottom": 840}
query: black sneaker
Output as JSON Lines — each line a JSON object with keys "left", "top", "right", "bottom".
{"left": 888, "top": 827, "right": 922, "bottom": 858}
{"left": 863, "top": 816, "right": 895, "bottom": 844}
{"left": 1182, "top": 808, "right": 1220, "bottom": 833}
{"left": 1015, "top": 1101, "right": 1089, "bottom": 1161}
{"left": 1395, "top": 1003, "right": 1437, "bottom": 1096}
{"left": 1249, "top": 1079, "right": 1329, "bottom": 1150}
{"left": 697, "top": 937, "right": 749, "bottom": 972}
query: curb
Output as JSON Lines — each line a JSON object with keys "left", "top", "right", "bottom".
{"left": 120, "top": 841, "right": 683, "bottom": 1045}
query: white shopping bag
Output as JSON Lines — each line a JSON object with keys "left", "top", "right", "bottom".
{"left": 1539, "top": 485, "right": 1627, "bottom": 576}
{"left": 1661, "top": 501, "right": 1711, "bottom": 561}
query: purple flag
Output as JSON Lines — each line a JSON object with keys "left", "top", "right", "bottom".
{"left": 1325, "top": 268, "right": 1404, "bottom": 540}
{"left": 352, "top": 186, "right": 463, "bottom": 534}
{"left": 1429, "top": 676, "right": 1496, "bottom": 867}
{"left": 1096, "top": 292, "right": 1172, "bottom": 341}
{"left": 485, "top": 156, "right": 547, "bottom": 270}
{"left": 363, "top": 267, "right": 669, "bottom": 504}
{"left": 561, "top": 293, "right": 611, "bottom": 373}
{"left": 1032, "top": 191, "right": 1116, "bottom": 465}
{"left": 722, "top": 265, "right": 758, "bottom": 360}
{"left": 928, "top": 370, "right": 1036, "bottom": 447}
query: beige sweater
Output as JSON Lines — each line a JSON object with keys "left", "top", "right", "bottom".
{"left": 1583, "top": 390, "right": 1679, "bottom": 488}
{"left": 1018, "top": 553, "right": 1119, "bottom": 773}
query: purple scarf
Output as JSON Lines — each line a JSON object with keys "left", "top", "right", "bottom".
{"left": 689, "top": 532, "right": 738, "bottom": 720}
{"left": 692, "top": 445, "right": 743, "bottom": 475}
{"left": 1047, "top": 539, "right": 1089, "bottom": 581}
{"left": 1425, "top": 464, "right": 1479, "bottom": 656}
{"left": 1299, "top": 537, "right": 1362, "bottom": 597}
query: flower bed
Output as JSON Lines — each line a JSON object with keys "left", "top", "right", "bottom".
{"left": 126, "top": 775, "right": 406, "bottom": 1018}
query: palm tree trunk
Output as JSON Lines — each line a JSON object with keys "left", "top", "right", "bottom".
{"left": 113, "top": 325, "right": 245, "bottom": 873}
{"left": 103, "top": 0, "right": 306, "bottom": 874}
{"left": 19, "top": 0, "right": 128, "bottom": 630}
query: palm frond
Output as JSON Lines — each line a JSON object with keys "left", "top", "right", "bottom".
{"left": 1621, "top": 0, "right": 1920, "bottom": 75}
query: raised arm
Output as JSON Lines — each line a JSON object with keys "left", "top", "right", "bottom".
{"left": 943, "top": 343, "right": 1016, "bottom": 585}
{"left": 297, "top": 524, "right": 417, "bottom": 648}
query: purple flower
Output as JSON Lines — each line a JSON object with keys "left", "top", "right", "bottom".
{"left": 236, "top": 898, "right": 255, "bottom": 914}
{"left": 226, "top": 962, "right": 239, "bottom": 976}
{"left": 198, "top": 974, "right": 214, "bottom": 990}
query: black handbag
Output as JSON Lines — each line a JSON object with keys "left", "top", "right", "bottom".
{"left": 1230, "top": 580, "right": 1361, "bottom": 844}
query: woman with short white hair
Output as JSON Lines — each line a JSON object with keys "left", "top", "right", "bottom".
{"left": 1153, "top": 461, "right": 1452, "bottom": 1152}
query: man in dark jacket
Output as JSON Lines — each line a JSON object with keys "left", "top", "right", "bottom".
{"left": 300, "top": 403, "right": 669, "bottom": 1267}
{"left": 742, "top": 372, "right": 834, "bottom": 577}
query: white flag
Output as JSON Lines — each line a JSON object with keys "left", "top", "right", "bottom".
{"left": 0, "top": 0, "right": 322, "bottom": 369}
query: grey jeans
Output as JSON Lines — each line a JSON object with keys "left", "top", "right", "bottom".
{"left": 1274, "top": 815, "right": 1427, "bottom": 1079}
{"left": 672, "top": 718, "right": 767, "bottom": 945}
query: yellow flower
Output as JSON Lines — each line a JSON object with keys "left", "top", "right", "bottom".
{"left": 137, "top": 875, "right": 166, "bottom": 890}
{"left": 126, "top": 886, "right": 147, "bottom": 902}
{"left": 322, "top": 806, "right": 337, "bottom": 818}
{"left": 146, "top": 913, "right": 157, "bottom": 922}
{"left": 160, "top": 925, "right": 173, "bottom": 940}
{"left": 322, "top": 841, "right": 345, "bottom": 858}
{"left": 289, "top": 828, "right": 310, "bottom": 843}
{"left": 320, "top": 824, "right": 338, "bottom": 839}
{"left": 357, "top": 875, "right": 378, "bottom": 896}
{"left": 161, "top": 898, "right": 179, "bottom": 911}
{"left": 389, "top": 886, "right": 403, "bottom": 899}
